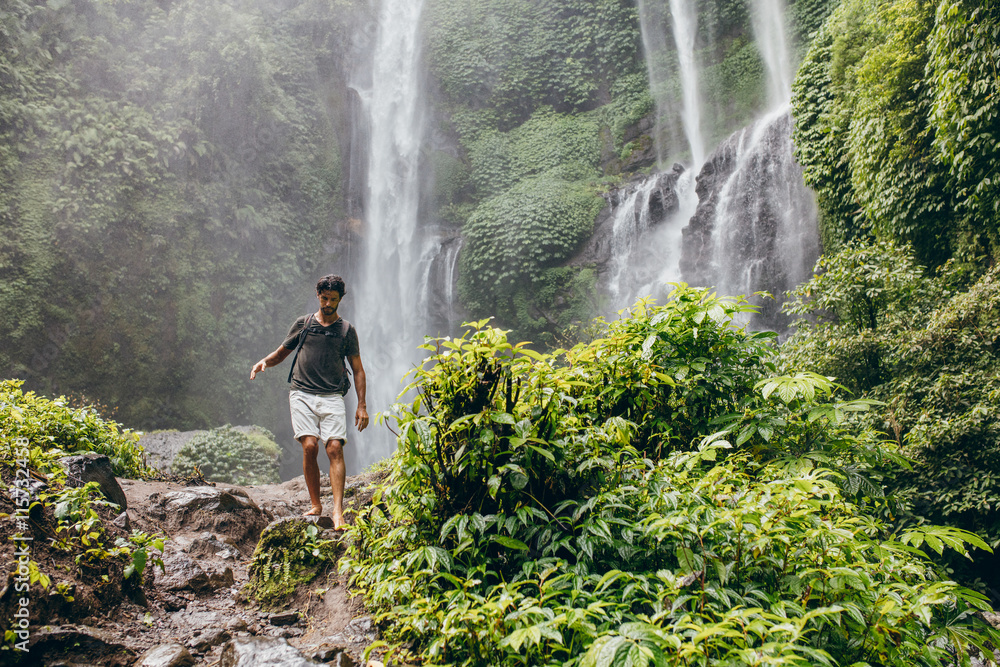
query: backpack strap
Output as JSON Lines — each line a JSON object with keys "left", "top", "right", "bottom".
{"left": 286, "top": 313, "right": 313, "bottom": 384}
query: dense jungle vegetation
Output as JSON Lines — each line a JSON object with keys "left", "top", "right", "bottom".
{"left": 346, "top": 289, "right": 999, "bottom": 666}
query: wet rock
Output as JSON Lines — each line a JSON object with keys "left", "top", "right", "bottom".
{"left": 158, "top": 551, "right": 234, "bottom": 593}
{"left": 680, "top": 110, "right": 818, "bottom": 331}
{"left": 136, "top": 643, "right": 196, "bottom": 667}
{"left": 219, "top": 636, "right": 319, "bottom": 666}
{"left": 226, "top": 617, "right": 249, "bottom": 633}
{"left": 161, "top": 486, "right": 259, "bottom": 514}
{"left": 143, "top": 487, "right": 268, "bottom": 554}
{"left": 59, "top": 452, "right": 128, "bottom": 510}
{"left": 189, "top": 627, "right": 231, "bottom": 652}
{"left": 269, "top": 610, "right": 300, "bottom": 626}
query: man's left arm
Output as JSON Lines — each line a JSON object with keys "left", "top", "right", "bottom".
{"left": 348, "top": 354, "right": 368, "bottom": 432}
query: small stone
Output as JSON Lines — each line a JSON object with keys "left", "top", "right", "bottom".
{"left": 112, "top": 511, "right": 131, "bottom": 530}
{"left": 137, "top": 642, "right": 196, "bottom": 667}
{"left": 269, "top": 610, "right": 300, "bottom": 626}
{"left": 226, "top": 617, "right": 249, "bottom": 633}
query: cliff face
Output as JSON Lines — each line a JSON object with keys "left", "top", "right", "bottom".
{"left": 681, "top": 110, "right": 819, "bottom": 330}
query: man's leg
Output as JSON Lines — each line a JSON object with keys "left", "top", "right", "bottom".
{"left": 299, "top": 435, "right": 324, "bottom": 516}
{"left": 325, "top": 438, "right": 346, "bottom": 528}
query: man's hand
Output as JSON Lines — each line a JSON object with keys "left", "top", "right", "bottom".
{"left": 250, "top": 360, "right": 267, "bottom": 380}
{"left": 251, "top": 347, "right": 293, "bottom": 380}
{"left": 355, "top": 405, "right": 369, "bottom": 432}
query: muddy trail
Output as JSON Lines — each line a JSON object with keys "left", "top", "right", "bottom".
{"left": 3, "top": 465, "right": 388, "bottom": 667}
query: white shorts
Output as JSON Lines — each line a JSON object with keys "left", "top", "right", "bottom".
{"left": 289, "top": 390, "right": 347, "bottom": 444}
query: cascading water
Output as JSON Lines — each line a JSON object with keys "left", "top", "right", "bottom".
{"left": 607, "top": 0, "right": 705, "bottom": 311}
{"left": 350, "top": 0, "right": 429, "bottom": 471}
{"left": 682, "top": 108, "right": 818, "bottom": 329}
{"left": 637, "top": 0, "right": 705, "bottom": 165}
{"left": 678, "top": 0, "right": 817, "bottom": 329}
{"left": 668, "top": 0, "right": 705, "bottom": 168}
{"left": 749, "top": 0, "right": 793, "bottom": 106}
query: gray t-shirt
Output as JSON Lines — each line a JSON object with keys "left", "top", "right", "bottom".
{"left": 282, "top": 315, "right": 359, "bottom": 395}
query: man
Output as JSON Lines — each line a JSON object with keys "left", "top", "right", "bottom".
{"left": 250, "top": 275, "right": 368, "bottom": 529}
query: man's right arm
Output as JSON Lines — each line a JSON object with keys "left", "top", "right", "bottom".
{"left": 250, "top": 346, "right": 293, "bottom": 380}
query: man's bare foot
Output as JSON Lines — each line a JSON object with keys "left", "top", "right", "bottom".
{"left": 304, "top": 505, "right": 323, "bottom": 517}
{"left": 332, "top": 514, "right": 347, "bottom": 530}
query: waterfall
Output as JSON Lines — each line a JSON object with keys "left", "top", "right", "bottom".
{"left": 416, "top": 231, "right": 464, "bottom": 335}
{"left": 750, "top": 0, "right": 793, "bottom": 106}
{"left": 603, "top": 167, "right": 686, "bottom": 310}
{"left": 610, "top": 0, "right": 705, "bottom": 311}
{"left": 351, "top": 0, "right": 428, "bottom": 471}
{"left": 668, "top": 0, "right": 705, "bottom": 168}
{"left": 637, "top": 0, "right": 706, "bottom": 166}
{"left": 682, "top": 107, "right": 819, "bottom": 329}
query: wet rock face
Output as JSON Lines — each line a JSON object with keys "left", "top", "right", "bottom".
{"left": 59, "top": 453, "right": 128, "bottom": 510}
{"left": 27, "top": 625, "right": 134, "bottom": 666}
{"left": 681, "top": 109, "right": 819, "bottom": 331}
{"left": 141, "top": 487, "right": 270, "bottom": 554}
{"left": 219, "top": 636, "right": 319, "bottom": 666}
{"left": 570, "top": 165, "right": 685, "bottom": 276}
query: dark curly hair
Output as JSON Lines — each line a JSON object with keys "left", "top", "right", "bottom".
{"left": 316, "top": 274, "right": 346, "bottom": 297}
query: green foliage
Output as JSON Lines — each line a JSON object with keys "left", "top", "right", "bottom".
{"left": 781, "top": 239, "right": 940, "bottom": 394}
{"left": 782, "top": 241, "right": 1000, "bottom": 585}
{"left": 459, "top": 174, "right": 604, "bottom": 321}
{"left": 927, "top": 0, "right": 1000, "bottom": 253}
{"left": 467, "top": 108, "right": 602, "bottom": 197}
{"left": 172, "top": 425, "right": 281, "bottom": 486}
{"left": 246, "top": 520, "right": 339, "bottom": 607}
{"left": 345, "top": 290, "right": 998, "bottom": 666}
{"left": 792, "top": 0, "right": 1000, "bottom": 263}
{"left": 425, "top": 0, "right": 644, "bottom": 129}
{"left": 0, "top": 379, "right": 151, "bottom": 478}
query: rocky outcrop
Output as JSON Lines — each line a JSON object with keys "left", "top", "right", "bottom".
{"left": 680, "top": 108, "right": 819, "bottom": 330}
{"left": 570, "top": 165, "right": 685, "bottom": 280}
{"left": 140, "top": 486, "right": 269, "bottom": 554}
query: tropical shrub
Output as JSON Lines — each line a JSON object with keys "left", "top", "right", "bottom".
{"left": 344, "top": 286, "right": 996, "bottom": 665}
{"left": 171, "top": 425, "right": 281, "bottom": 486}
{"left": 782, "top": 241, "right": 1000, "bottom": 589}
{"left": 0, "top": 379, "right": 150, "bottom": 478}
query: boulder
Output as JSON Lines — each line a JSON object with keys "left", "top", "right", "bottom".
{"left": 27, "top": 625, "right": 133, "bottom": 665}
{"left": 158, "top": 551, "right": 234, "bottom": 592}
{"left": 59, "top": 453, "right": 128, "bottom": 510}
{"left": 219, "top": 636, "right": 319, "bottom": 667}
{"left": 143, "top": 487, "right": 269, "bottom": 553}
